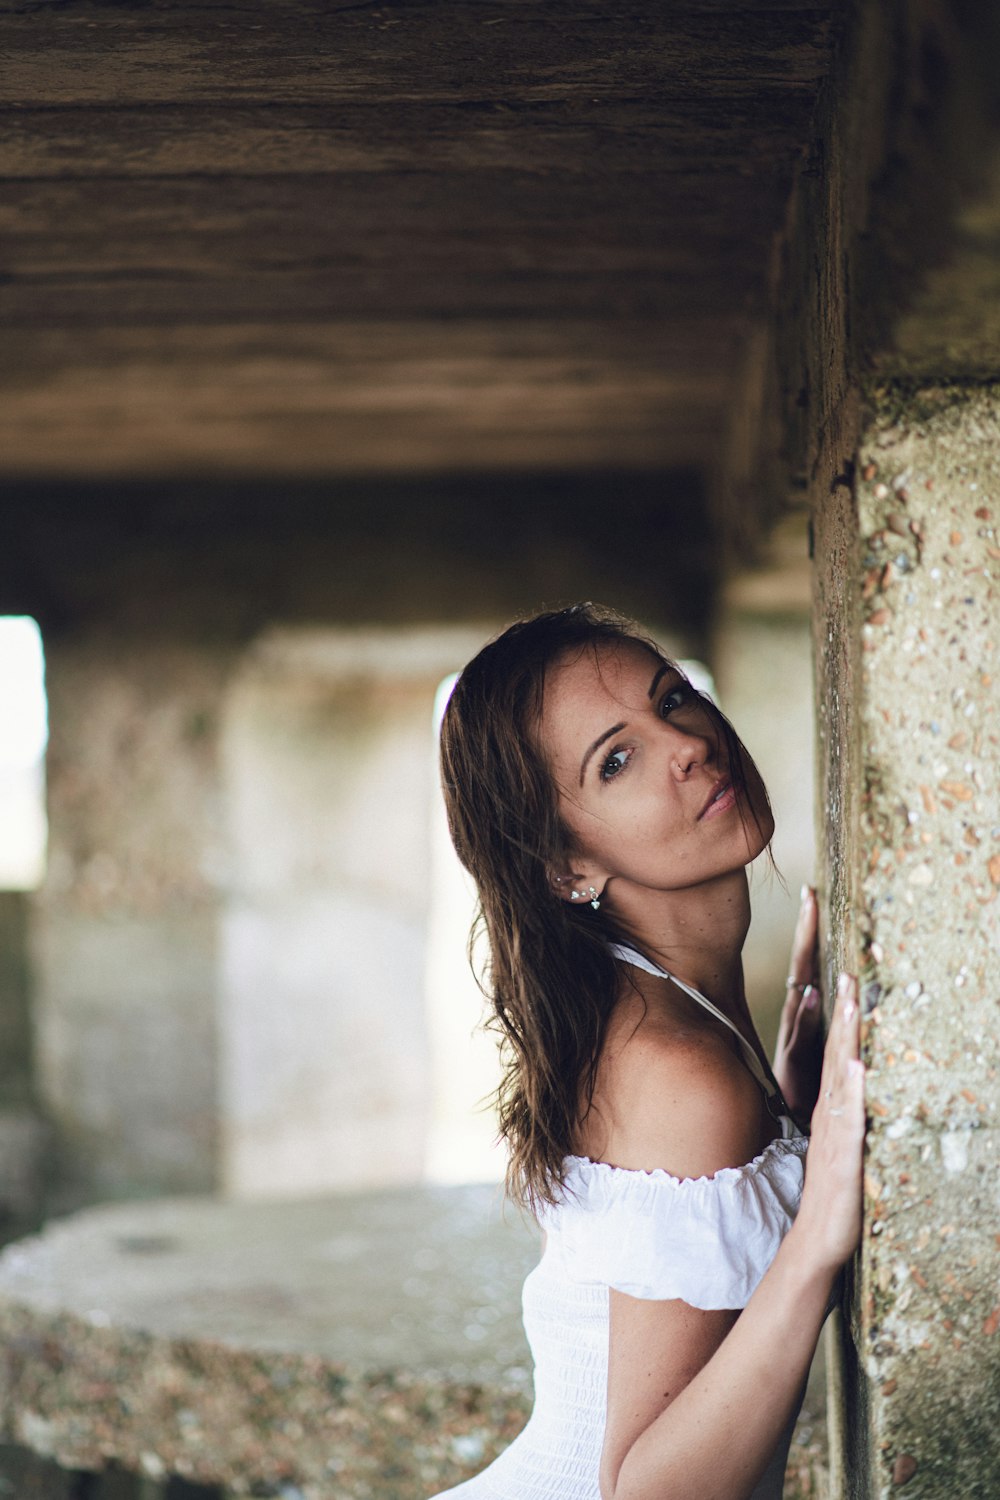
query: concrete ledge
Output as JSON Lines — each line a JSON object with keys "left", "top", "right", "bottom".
{"left": 0, "top": 1184, "right": 539, "bottom": 1498}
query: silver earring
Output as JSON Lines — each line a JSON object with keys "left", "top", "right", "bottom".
{"left": 588, "top": 886, "right": 601, "bottom": 910}
{"left": 571, "top": 889, "right": 584, "bottom": 901}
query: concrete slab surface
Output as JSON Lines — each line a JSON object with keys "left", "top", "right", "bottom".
{"left": 0, "top": 1183, "right": 540, "bottom": 1498}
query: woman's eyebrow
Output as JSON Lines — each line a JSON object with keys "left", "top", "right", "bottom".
{"left": 579, "top": 723, "right": 626, "bottom": 785}
{"left": 577, "top": 663, "right": 673, "bottom": 784}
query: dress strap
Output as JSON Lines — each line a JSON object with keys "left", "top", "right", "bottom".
{"left": 608, "top": 941, "right": 784, "bottom": 1110}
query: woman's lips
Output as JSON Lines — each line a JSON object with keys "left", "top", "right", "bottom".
{"left": 699, "top": 781, "right": 736, "bottom": 820}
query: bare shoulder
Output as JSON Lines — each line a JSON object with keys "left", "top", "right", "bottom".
{"left": 589, "top": 1000, "right": 769, "bottom": 1181}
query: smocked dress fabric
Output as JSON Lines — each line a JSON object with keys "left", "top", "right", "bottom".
{"left": 429, "top": 947, "right": 810, "bottom": 1500}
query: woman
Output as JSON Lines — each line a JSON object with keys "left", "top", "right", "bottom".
{"left": 433, "top": 603, "right": 865, "bottom": 1500}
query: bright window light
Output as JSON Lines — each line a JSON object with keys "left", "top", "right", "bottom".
{"left": 0, "top": 617, "right": 48, "bottom": 890}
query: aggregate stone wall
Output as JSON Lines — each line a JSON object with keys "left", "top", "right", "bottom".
{"left": 817, "top": 384, "right": 1000, "bottom": 1499}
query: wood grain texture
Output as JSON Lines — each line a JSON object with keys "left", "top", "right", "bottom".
{"left": 0, "top": 320, "right": 739, "bottom": 477}
{"left": 0, "top": 0, "right": 837, "bottom": 487}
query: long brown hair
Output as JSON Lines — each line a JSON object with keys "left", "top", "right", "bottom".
{"left": 439, "top": 602, "right": 771, "bottom": 1214}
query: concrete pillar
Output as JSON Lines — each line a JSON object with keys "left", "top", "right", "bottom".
{"left": 33, "top": 635, "right": 232, "bottom": 1205}
{"left": 0, "top": 894, "right": 36, "bottom": 1111}
{"left": 0, "top": 893, "right": 48, "bottom": 1226}
{"left": 218, "top": 625, "right": 487, "bottom": 1198}
{"left": 817, "top": 385, "right": 1000, "bottom": 1496}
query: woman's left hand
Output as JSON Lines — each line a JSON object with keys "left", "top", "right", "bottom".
{"left": 772, "top": 885, "right": 824, "bottom": 1123}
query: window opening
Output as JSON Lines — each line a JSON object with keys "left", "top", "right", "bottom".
{"left": 0, "top": 617, "right": 48, "bottom": 890}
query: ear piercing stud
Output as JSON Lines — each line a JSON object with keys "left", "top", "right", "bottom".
{"left": 571, "top": 886, "right": 602, "bottom": 910}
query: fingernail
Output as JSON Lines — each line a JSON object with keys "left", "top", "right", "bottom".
{"left": 837, "top": 972, "right": 852, "bottom": 997}
{"left": 803, "top": 985, "right": 819, "bottom": 1009}
{"left": 800, "top": 884, "right": 811, "bottom": 904}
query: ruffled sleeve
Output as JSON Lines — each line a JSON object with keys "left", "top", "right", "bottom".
{"left": 541, "top": 1133, "right": 808, "bottom": 1310}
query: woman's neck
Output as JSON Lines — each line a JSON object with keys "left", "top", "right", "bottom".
{"left": 608, "top": 867, "right": 751, "bottom": 1011}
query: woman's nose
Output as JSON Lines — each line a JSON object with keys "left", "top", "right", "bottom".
{"left": 669, "top": 729, "right": 712, "bottom": 777}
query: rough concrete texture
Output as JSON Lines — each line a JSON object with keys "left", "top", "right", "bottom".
{"left": 0, "top": 1184, "right": 539, "bottom": 1499}
{"left": 883, "top": 147, "right": 1000, "bottom": 382}
{"left": 34, "top": 636, "right": 234, "bottom": 1203}
{"left": 842, "top": 386, "right": 999, "bottom": 1498}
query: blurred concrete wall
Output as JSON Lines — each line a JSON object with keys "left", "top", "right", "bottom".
{"left": 32, "top": 636, "right": 230, "bottom": 1206}
{"left": 714, "top": 517, "right": 815, "bottom": 1053}
{"left": 217, "top": 626, "right": 484, "bottom": 1198}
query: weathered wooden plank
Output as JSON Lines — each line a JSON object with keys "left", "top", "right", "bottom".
{"left": 0, "top": 169, "right": 790, "bottom": 249}
{"left": 0, "top": 0, "right": 842, "bottom": 486}
{"left": 0, "top": 169, "right": 784, "bottom": 328}
{"left": 2, "top": 97, "right": 815, "bottom": 180}
{"left": 0, "top": 318, "right": 744, "bottom": 478}
{"left": 0, "top": 280, "right": 759, "bottom": 331}
{"left": 1, "top": 4, "right": 838, "bottom": 109}
{"left": 1, "top": 317, "right": 743, "bottom": 381}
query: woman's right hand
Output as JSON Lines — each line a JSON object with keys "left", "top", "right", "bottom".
{"left": 794, "top": 972, "right": 866, "bottom": 1273}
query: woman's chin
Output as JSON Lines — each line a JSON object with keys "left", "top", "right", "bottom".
{"left": 742, "top": 811, "right": 775, "bottom": 863}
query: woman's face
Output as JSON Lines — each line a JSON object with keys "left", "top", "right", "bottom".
{"left": 538, "top": 639, "right": 773, "bottom": 899}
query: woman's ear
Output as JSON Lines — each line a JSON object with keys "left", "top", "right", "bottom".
{"left": 548, "top": 868, "right": 605, "bottom": 906}
{"left": 547, "top": 869, "right": 579, "bottom": 904}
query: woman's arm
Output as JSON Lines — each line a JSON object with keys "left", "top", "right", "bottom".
{"left": 600, "top": 973, "right": 864, "bottom": 1500}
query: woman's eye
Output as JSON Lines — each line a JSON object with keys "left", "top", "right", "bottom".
{"left": 660, "top": 684, "right": 692, "bottom": 716}
{"left": 601, "top": 749, "right": 629, "bottom": 781}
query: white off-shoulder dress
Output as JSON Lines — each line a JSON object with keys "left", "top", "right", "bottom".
{"left": 431, "top": 944, "right": 810, "bottom": 1500}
